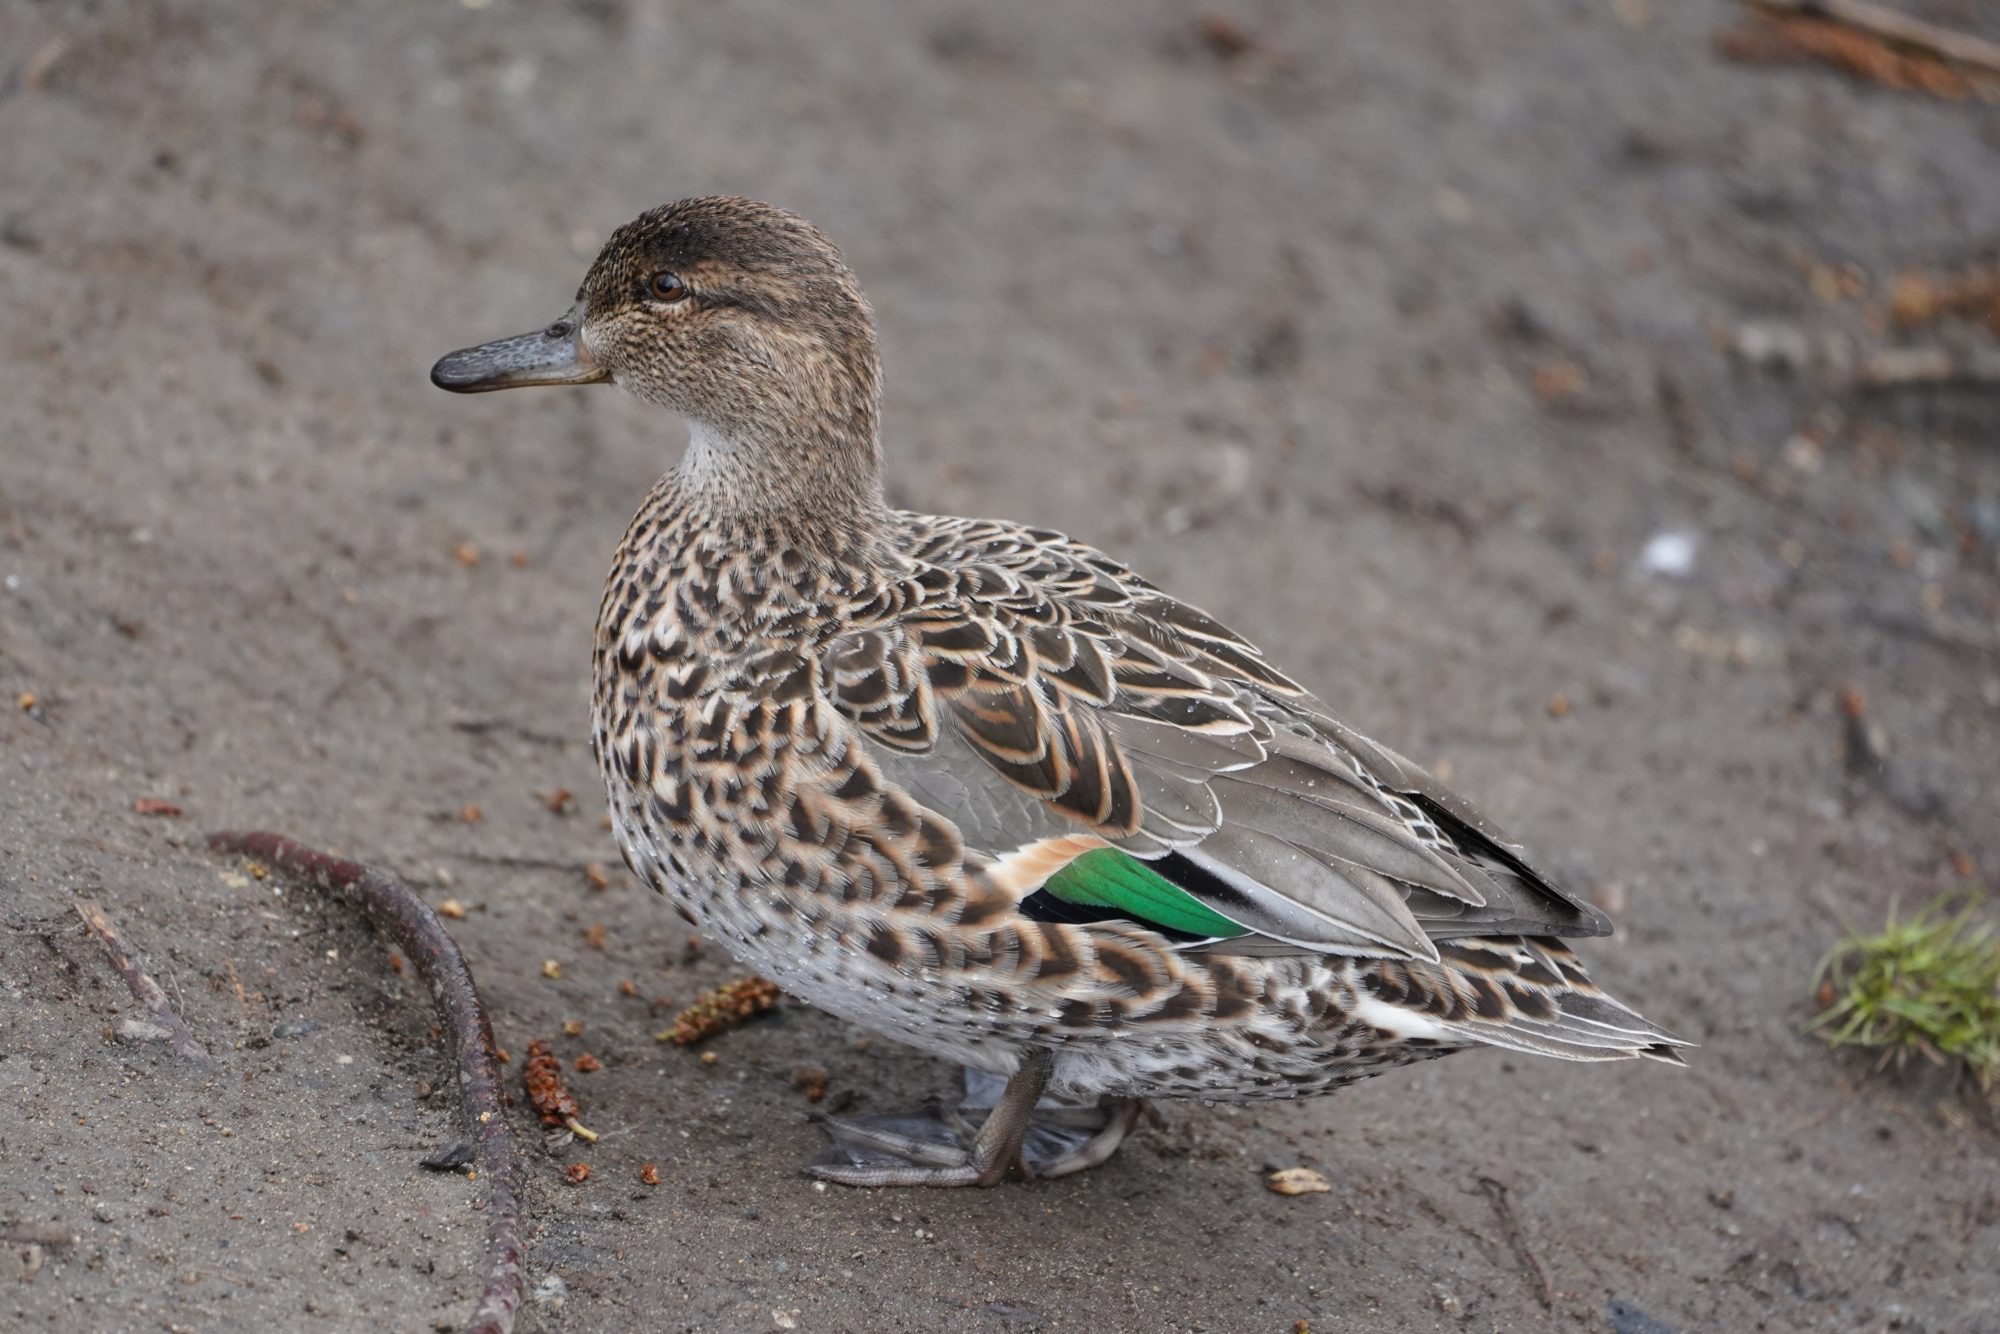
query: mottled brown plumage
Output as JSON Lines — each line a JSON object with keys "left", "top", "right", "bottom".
{"left": 433, "top": 196, "right": 1687, "bottom": 1188}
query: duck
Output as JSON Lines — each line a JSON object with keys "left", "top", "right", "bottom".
{"left": 431, "top": 196, "right": 1686, "bottom": 1188}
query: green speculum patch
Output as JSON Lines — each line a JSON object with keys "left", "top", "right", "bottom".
{"left": 1042, "top": 847, "right": 1249, "bottom": 939}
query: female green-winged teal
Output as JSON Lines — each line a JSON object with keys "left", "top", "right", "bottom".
{"left": 432, "top": 197, "right": 1686, "bottom": 1188}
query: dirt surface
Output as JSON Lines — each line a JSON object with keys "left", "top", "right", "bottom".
{"left": 5, "top": 1, "right": 2000, "bottom": 1330}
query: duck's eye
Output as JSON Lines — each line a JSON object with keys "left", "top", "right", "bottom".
{"left": 647, "top": 272, "right": 688, "bottom": 302}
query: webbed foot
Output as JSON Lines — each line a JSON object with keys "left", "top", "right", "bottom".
{"left": 806, "top": 1052, "right": 1143, "bottom": 1187}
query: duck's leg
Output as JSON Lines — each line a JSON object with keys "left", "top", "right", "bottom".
{"left": 1019, "top": 1095, "right": 1145, "bottom": 1179}
{"left": 809, "top": 1049, "right": 1137, "bottom": 1187}
{"left": 962, "top": 1066, "right": 1146, "bottom": 1179}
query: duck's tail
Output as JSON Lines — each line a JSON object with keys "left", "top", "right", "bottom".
{"left": 1369, "top": 936, "right": 1691, "bottom": 1064}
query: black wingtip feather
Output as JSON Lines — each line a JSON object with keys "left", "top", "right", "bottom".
{"left": 1405, "top": 792, "right": 1613, "bottom": 938}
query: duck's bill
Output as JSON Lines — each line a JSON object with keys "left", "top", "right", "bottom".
{"left": 430, "top": 313, "right": 607, "bottom": 393}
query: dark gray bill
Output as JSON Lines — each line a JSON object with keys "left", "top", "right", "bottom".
{"left": 430, "top": 307, "right": 606, "bottom": 393}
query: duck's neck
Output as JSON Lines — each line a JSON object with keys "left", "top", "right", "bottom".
{"left": 668, "top": 409, "right": 894, "bottom": 566}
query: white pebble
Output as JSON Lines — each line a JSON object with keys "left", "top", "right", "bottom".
{"left": 1638, "top": 530, "right": 1698, "bottom": 580}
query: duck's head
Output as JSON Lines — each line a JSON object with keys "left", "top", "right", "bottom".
{"left": 431, "top": 197, "right": 880, "bottom": 455}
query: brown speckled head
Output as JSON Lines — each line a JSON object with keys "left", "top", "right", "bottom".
{"left": 571, "top": 197, "right": 879, "bottom": 438}
{"left": 432, "top": 197, "right": 887, "bottom": 538}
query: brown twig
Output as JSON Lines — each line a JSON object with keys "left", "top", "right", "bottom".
{"left": 1838, "top": 686, "right": 1947, "bottom": 821}
{"left": 207, "top": 831, "right": 525, "bottom": 1334}
{"left": 0, "top": 1222, "right": 78, "bottom": 1248}
{"left": 1477, "top": 1176, "right": 1554, "bottom": 1309}
{"left": 1855, "top": 345, "right": 2000, "bottom": 392}
{"left": 73, "top": 900, "right": 212, "bottom": 1070}
{"left": 1749, "top": 0, "right": 2000, "bottom": 77}
{"left": 1727, "top": 320, "right": 2000, "bottom": 392}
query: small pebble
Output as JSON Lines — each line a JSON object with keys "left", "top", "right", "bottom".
{"left": 115, "top": 1018, "right": 173, "bottom": 1044}
{"left": 1638, "top": 530, "right": 1698, "bottom": 580}
{"left": 532, "top": 1273, "right": 567, "bottom": 1313}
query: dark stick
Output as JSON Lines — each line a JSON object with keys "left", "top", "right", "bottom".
{"left": 451, "top": 717, "right": 577, "bottom": 747}
{"left": 455, "top": 850, "right": 601, "bottom": 874}
{"left": 73, "top": 901, "right": 212, "bottom": 1070}
{"left": 1858, "top": 607, "right": 2000, "bottom": 662}
{"left": 207, "top": 831, "right": 525, "bottom": 1334}
{"left": 1477, "top": 1176, "right": 1554, "bottom": 1309}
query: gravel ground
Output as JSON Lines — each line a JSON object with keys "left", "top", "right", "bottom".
{"left": 4, "top": 1, "right": 1999, "bottom": 1330}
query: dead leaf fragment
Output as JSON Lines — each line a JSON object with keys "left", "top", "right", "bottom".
{"left": 1529, "top": 359, "right": 1588, "bottom": 403}
{"left": 1197, "top": 13, "right": 1253, "bottom": 59}
{"left": 524, "top": 1038, "right": 597, "bottom": 1141}
{"left": 1266, "top": 1167, "right": 1332, "bottom": 1196}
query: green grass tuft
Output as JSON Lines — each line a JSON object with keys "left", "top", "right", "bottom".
{"left": 1811, "top": 890, "right": 2000, "bottom": 1092}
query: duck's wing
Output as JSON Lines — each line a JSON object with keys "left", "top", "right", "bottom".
{"left": 824, "top": 516, "right": 1609, "bottom": 964}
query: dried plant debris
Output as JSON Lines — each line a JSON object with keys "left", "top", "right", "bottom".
{"left": 1718, "top": 0, "right": 2000, "bottom": 101}
{"left": 1888, "top": 264, "right": 2000, "bottom": 337}
{"left": 522, "top": 1039, "right": 599, "bottom": 1141}
{"left": 661, "top": 975, "right": 781, "bottom": 1046}
{"left": 74, "top": 900, "right": 211, "bottom": 1069}
{"left": 1811, "top": 890, "right": 2000, "bottom": 1095}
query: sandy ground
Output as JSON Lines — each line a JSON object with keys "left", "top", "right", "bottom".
{"left": 4, "top": 1, "right": 2000, "bottom": 1330}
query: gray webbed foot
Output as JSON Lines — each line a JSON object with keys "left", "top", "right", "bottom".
{"left": 806, "top": 1054, "right": 1144, "bottom": 1188}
